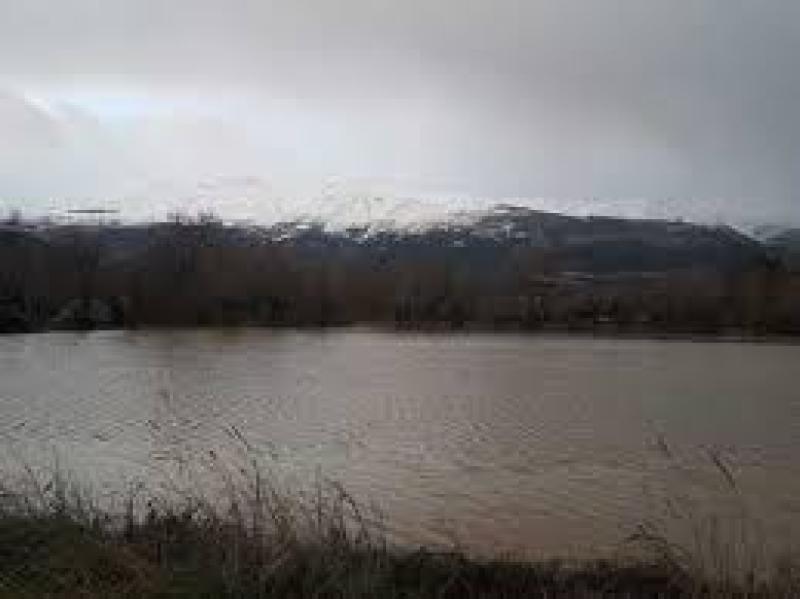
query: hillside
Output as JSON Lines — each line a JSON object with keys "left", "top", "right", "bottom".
{"left": 2, "top": 206, "right": 796, "bottom": 335}
{"left": 265, "top": 205, "right": 766, "bottom": 275}
{"left": 762, "top": 228, "right": 800, "bottom": 270}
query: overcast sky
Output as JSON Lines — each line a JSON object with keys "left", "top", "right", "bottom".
{"left": 1, "top": 1, "right": 798, "bottom": 226}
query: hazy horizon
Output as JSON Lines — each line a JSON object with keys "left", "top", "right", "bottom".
{"left": 0, "top": 183, "right": 790, "bottom": 233}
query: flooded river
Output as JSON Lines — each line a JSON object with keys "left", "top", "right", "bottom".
{"left": 1, "top": 329, "right": 799, "bottom": 557}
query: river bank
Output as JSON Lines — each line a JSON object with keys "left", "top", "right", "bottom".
{"left": 1, "top": 470, "right": 796, "bottom": 599}
{"left": 3, "top": 320, "right": 800, "bottom": 346}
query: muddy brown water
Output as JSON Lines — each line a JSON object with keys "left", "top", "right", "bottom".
{"left": 1, "top": 329, "right": 799, "bottom": 558}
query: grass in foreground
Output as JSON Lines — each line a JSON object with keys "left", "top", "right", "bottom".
{"left": 0, "top": 448, "right": 797, "bottom": 598}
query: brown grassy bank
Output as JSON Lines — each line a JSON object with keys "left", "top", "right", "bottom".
{"left": 1, "top": 459, "right": 798, "bottom": 599}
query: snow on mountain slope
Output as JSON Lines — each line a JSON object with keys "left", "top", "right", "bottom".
{"left": 5, "top": 173, "right": 787, "bottom": 241}
{"left": 46, "top": 177, "right": 674, "bottom": 230}
{"left": 54, "top": 176, "right": 499, "bottom": 230}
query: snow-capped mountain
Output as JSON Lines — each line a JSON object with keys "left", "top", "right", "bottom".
{"left": 5, "top": 172, "right": 795, "bottom": 241}
{"left": 2, "top": 175, "right": 787, "bottom": 276}
{"left": 119, "top": 176, "right": 498, "bottom": 231}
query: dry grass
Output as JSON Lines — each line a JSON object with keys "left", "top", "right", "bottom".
{"left": 0, "top": 441, "right": 798, "bottom": 598}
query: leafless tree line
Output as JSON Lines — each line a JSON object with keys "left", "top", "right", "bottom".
{"left": 1, "top": 215, "right": 798, "bottom": 335}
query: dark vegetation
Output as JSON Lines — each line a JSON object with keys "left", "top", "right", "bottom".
{"left": 1, "top": 455, "right": 797, "bottom": 599}
{"left": 0, "top": 512, "right": 688, "bottom": 598}
{"left": 2, "top": 207, "right": 799, "bottom": 335}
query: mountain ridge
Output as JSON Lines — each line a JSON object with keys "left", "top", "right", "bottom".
{"left": 3, "top": 200, "right": 767, "bottom": 274}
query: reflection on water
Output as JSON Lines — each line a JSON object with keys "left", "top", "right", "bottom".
{"left": 1, "top": 329, "right": 799, "bottom": 557}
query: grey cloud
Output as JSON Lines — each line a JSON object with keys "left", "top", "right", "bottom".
{"left": 0, "top": 1, "right": 798, "bottom": 225}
